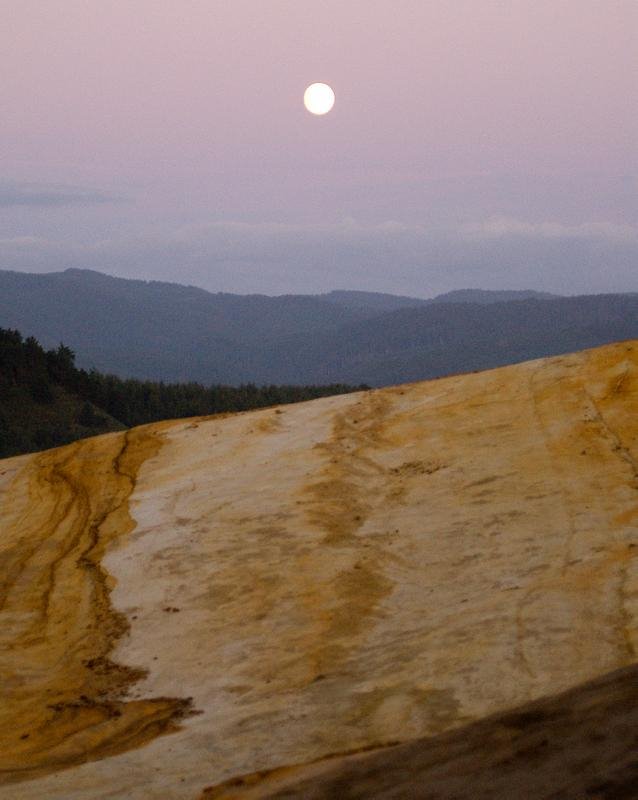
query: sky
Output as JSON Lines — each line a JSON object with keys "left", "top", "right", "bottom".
{"left": 1, "top": 0, "right": 636, "bottom": 296}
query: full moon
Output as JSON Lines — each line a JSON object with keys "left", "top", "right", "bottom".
{"left": 303, "top": 83, "right": 335, "bottom": 115}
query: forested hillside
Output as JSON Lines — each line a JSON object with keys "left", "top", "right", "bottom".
{"left": 0, "top": 269, "right": 375, "bottom": 383}
{"left": 2, "top": 269, "right": 637, "bottom": 388}
{"left": 0, "top": 328, "right": 365, "bottom": 458}
{"left": 286, "top": 293, "right": 638, "bottom": 385}
{"left": 0, "top": 269, "right": 564, "bottom": 385}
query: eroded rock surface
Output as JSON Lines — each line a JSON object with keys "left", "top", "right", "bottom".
{"left": 1, "top": 341, "right": 637, "bottom": 798}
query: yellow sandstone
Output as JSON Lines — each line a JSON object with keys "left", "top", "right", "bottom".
{"left": 1, "top": 341, "right": 637, "bottom": 798}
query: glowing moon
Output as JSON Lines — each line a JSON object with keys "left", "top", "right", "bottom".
{"left": 303, "top": 83, "right": 335, "bottom": 115}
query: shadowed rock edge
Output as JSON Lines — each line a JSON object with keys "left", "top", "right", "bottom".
{"left": 201, "top": 663, "right": 638, "bottom": 799}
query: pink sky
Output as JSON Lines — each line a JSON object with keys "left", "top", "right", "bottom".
{"left": 1, "top": 0, "right": 636, "bottom": 294}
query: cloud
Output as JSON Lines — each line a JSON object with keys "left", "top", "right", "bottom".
{"left": 0, "top": 217, "right": 637, "bottom": 297}
{"left": 0, "top": 182, "right": 122, "bottom": 208}
{"left": 0, "top": 236, "right": 44, "bottom": 246}
{"left": 462, "top": 216, "right": 638, "bottom": 243}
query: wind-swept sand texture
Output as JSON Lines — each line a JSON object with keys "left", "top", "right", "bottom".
{"left": 1, "top": 341, "right": 637, "bottom": 798}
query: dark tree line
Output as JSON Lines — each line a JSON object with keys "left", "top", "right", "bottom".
{"left": 0, "top": 327, "right": 367, "bottom": 457}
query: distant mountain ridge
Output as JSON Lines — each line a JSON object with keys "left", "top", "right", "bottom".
{"left": 315, "top": 289, "right": 432, "bottom": 311}
{"left": 287, "top": 293, "right": 638, "bottom": 386}
{"left": 431, "top": 288, "right": 557, "bottom": 304}
{"left": 0, "top": 269, "right": 373, "bottom": 383}
{"left": 318, "top": 287, "right": 557, "bottom": 311}
{"left": 1, "top": 268, "right": 636, "bottom": 386}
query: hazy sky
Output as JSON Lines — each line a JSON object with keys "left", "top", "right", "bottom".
{"left": 1, "top": 0, "right": 636, "bottom": 295}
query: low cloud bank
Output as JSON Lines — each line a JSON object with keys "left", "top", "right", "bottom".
{"left": 0, "top": 182, "right": 121, "bottom": 208}
{"left": 0, "top": 216, "right": 636, "bottom": 297}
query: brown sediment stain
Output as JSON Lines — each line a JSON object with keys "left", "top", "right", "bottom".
{"left": 198, "top": 742, "right": 399, "bottom": 800}
{"left": 390, "top": 459, "right": 444, "bottom": 477}
{"left": 304, "top": 393, "right": 393, "bottom": 544}
{"left": 198, "top": 739, "right": 405, "bottom": 800}
{"left": 614, "top": 505, "right": 638, "bottom": 526}
{"left": 0, "top": 425, "right": 193, "bottom": 785}
{"left": 296, "top": 393, "right": 399, "bottom": 677}
{"left": 254, "top": 414, "right": 283, "bottom": 435}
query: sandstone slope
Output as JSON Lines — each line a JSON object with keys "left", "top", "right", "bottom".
{"left": 0, "top": 341, "right": 637, "bottom": 799}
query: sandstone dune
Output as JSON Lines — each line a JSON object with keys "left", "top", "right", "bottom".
{"left": 1, "top": 341, "right": 637, "bottom": 799}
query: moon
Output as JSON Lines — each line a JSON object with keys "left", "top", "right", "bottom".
{"left": 303, "top": 83, "right": 335, "bottom": 115}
